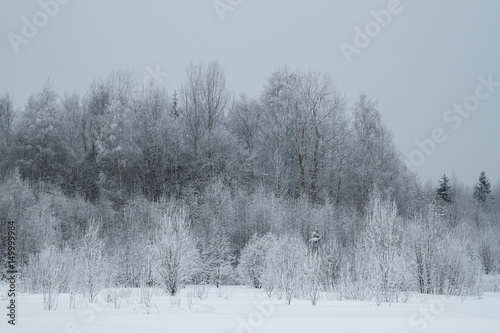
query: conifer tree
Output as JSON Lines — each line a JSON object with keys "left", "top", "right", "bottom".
{"left": 435, "top": 174, "right": 454, "bottom": 222}
{"left": 436, "top": 174, "right": 453, "bottom": 203}
{"left": 473, "top": 171, "right": 491, "bottom": 207}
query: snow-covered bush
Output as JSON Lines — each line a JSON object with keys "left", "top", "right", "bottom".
{"left": 477, "top": 226, "right": 499, "bottom": 275}
{"left": 238, "top": 233, "right": 277, "bottom": 288}
{"left": 152, "top": 208, "right": 200, "bottom": 295}
{"left": 193, "top": 284, "right": 209, "bottom": 300}
{"left": 303, "top": 251, "right": 322, "bottom": 305}
{"left": 407, "top": 212, "right": 442, "bottom": 295}
{"left": 201, "top": 221, "right": 235, "bottom": 288}
{"left": 334, "top": 194, "right": 411, "bottom": 304}
{"left": 433, "top": 230, "right": 482, "bottom": 297}
{"left": 139, "top": 277, "right": 154, "bottom": 309}
{"left": 79, "top": 220, "right": 108, "bottom": 303}
{"left": 58, "top": 247, "right": 82, "bottom": 309}
{"left": 360, "top": 195, "right": 410, "bottom": 305}
{"left": 408, "top": 212, "right": 482, "bottom": 297}
{"left": 263, "top": 234, "right": 308, "bottom": 304}
{"left": 23, "top": 245, "right": 65, "bottom": 310}
{"left": 334, "top": 252, "right": 374, "bottom": 301}
{"left": 114, "top": 197, "right": 160, "bottom": 287}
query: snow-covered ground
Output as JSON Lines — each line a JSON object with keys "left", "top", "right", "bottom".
{"left": 1, "top": 285, "right": 499, "bottom": 333}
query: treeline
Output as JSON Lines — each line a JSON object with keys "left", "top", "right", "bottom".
{"left": 0, "top": 62, "right": 417, "bottom": 212}
{"left": 0, "top": 61, "right": 499, "bottom": 307}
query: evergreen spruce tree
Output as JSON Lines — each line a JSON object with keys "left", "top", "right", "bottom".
{"left": 473, "top": 171, "right": 491, "bottom": 207}
{"left": 436, "top": 174, "right": 453, "bottom": 203}
{"left": 436, "top": 174, "right": 454, "bottom": 221}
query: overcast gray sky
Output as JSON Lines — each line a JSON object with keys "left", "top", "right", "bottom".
{"left": 1, "top": 0, "right": 499, "bottom": 186}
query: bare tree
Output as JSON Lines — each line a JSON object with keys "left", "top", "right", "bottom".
{"left": 133, "top": 86, "right": 180, "bottom": 200}
{"left": 228, "top": 95, "right": 265, "bottom": 185}
{"left": 180, "top": 61, "right": 231, "bottom": 184}
{"left": 0, "top": 93, "right": 14, "bottom": 158}
{"left": 261, "top": 68, "right": 344, "bottom": 203}
{"left": 351, "top": 93, "right": 384, "bottom": 213}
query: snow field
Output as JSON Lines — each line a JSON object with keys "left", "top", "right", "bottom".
{"left": 1, "top": 285, "right": 500, "bottom": 333}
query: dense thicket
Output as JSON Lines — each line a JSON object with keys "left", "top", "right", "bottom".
{"left": 0, "top": 62, "right": 499, "bottom": 307}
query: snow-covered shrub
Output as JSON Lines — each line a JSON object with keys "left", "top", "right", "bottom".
{"left": 480, "top": 274, "right": 500, "bottom": 292}
{"left": 139, "top": 277, "right": 154, "bottom": 309}
{"left": 359, "top": 195, "right": 410, "bottom": 305}
{"left": 79, "top": 220, "right": 108, "bottom": 303}
{"left": 320, "top": 237, "right": 343, "bottom": 289}
{"left": 334, "top": 253, "right": 372, "bottom": 301}
{"left": 408, "top": 212, "right": 482, "bottom": 297}
{"left": 19, "top": 197, "right": 63, "bottom": 265}
{"left": 152, "top": 208, "right": 200, "bottom": 295}
{"left": 434, "top": 230, "right": 482, "bottom": 297}
{"left": 477, "top": 226, "right": 499, "bottom": 275}
{"left": 263, "top": 234, "right": 307, "bottom": 304}
{"left": 200, "top": 221, "right": 235, "bottom": 288}
{"left": 23, "top": 245, "right": 65, "bottom": 310}
{"left": 303, "top": 252, "right": 322, "bottom": 305}
{"left": 406, "top": 211, "right": 442, "bottom": 295}
{"left": 193, "top": 284, "right": 209, "bottom": 300}
{"left": 0, "top": 171, "right": 36, "bottom": 281}
{"left": 114, "top": 197, "right": 161, "bottom": 287}
{"left": 58, "top": 247, "right": 82, "bottom": 309}
{"left": 238, "top": 233, "right": 277, "bottom": 288}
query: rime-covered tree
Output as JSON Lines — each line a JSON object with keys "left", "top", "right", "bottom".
{"left": 0, "top": 93, "right": 14, "bottom": 174}
{"left": 180, "top": 61, "right": 232, "bottom": 186}
{"left": 260, "top": 67, "right": 345, "bottom": 202}
{"left": 94, "top": 71, "right": 137, "bottom": 209}
{"left": 349, "top": 93, "right": 404, "bottom": 215}
{"left": 16, "top": 81, "right": 68, "bottom": 183}
{"left": 228, "top": 95, "right": 265, "bottom": 186}
{"left": 132, "top": 85, "right": 180, "bottom": 201}
{"left": 59, "top": 92, "right": 87, "bottom": 196}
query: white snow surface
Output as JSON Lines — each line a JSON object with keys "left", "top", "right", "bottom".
{"left": 1, "top": 285, "right": 499, "bottom": 333}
